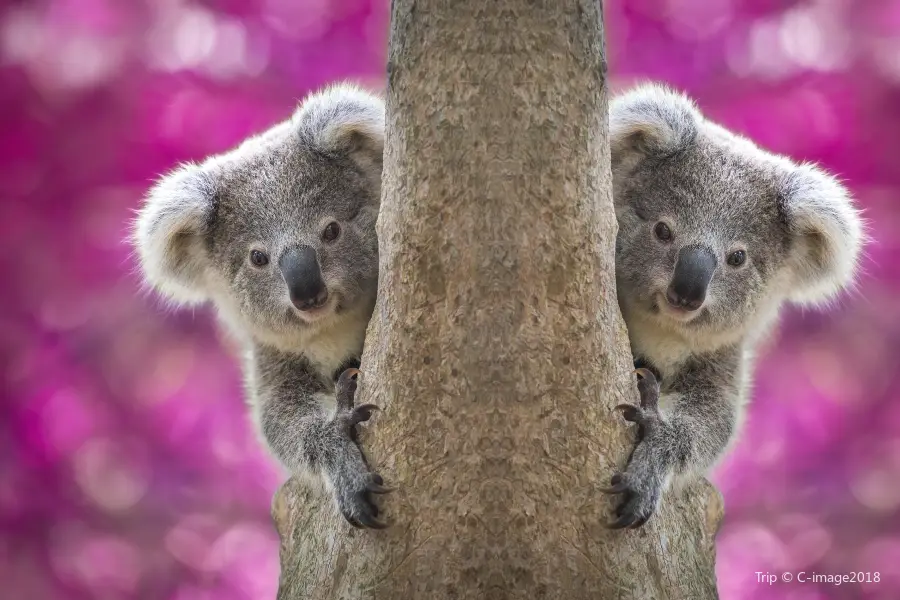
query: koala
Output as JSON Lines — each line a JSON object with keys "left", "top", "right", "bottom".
{"left": 602, "top": 83, "right": 864, "bottom": 528}
{"left": 133, "top": 84, "right": 391, "bottom": 529}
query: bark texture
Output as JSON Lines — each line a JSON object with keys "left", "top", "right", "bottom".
{"left": 274, "top": 1, "right": 723, "bottom": 598}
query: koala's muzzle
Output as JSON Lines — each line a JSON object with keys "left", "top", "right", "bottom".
{"left": 279, "top": 246, "right": 329, "bottom": 311}
{"left": 666, "top": 246, "right": 716, "bottom": 312}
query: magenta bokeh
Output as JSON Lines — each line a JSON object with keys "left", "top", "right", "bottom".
{"left": 1, "top": 1, "right": 898, "bottom": 599}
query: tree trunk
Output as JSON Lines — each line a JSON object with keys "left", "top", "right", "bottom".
{"left": 273, "top": 1, "right": 723, "bottom": 598}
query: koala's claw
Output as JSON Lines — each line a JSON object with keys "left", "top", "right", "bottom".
{"left": 367, "top": 481, "right": 396, "bottom": 494}
{"left": 603, "top": 368, "right": 666, "bottom": 529}
{"left": 340, "top": 367, "right": 361, "bottom": 379}
{"left": 341, "top": 493, "right": 388, "bottom": 530}
{"left": 342, "top": 509, "right": 386, "bottom": 530}
{"left": 335, "top": 368, "right": 362, "bottom": 411}
{"left": 607, "top": 507, "right": 651, "bottom": 530}
{"left": 614, "top": 368, "right": 663, "bottom": 439}
{"left": 329, "top": 367, "right": 391, "bottom": 530}
{"left": 334, "top": 470, "right": 391, "bottom": 530}
{"left": 614, "top": 403, "right": 641, "bottom": 423}
{"left": 634, "top": 368, "right": 660, "bottom": 409}
{"left": 634, "top": 367, "right": 654, "bottom": 380}
{"left": 601, "top": 472, "right": 659, "bottom": 529}
{"left": 598, "top": 473, "right": 629, "bottom": 494}
{"left": 613, "top": 402, "right": 661, "bottom": 443}
{"left": 350, "top": 403, "right": 380, "bottom": 425}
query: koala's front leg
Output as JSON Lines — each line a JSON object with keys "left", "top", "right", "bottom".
{"left": 320, "top": 368, "right": 392, "bottom": 528}
{"left": 254, "top": 350, "right": 390, "bottom": 529}
{"left": 602, "top": 368, "right": 736, "bottom": 529}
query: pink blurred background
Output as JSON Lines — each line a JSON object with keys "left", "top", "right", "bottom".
{"left": 1, "top": 1, "right": 897, "bottom": 598}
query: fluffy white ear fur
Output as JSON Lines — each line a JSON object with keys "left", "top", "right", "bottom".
{"left": 133, "top": 83, "right": 386, "bottom": 307}
{"left": 611, "top": 82, "right": 865, "bottom": 305}
{"left": 609, "top": 83, "right": 700, "bottom": 170}
{"left": 293, "top": 83, "right": 385, "bottom": 189}
{"left": 133, "top": 163, "right": 217, "bottom": 305}
{"left": 780, "top": 163, "right": 865, "bottom": 305}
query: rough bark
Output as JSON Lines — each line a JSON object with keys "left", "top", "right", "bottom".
{"left": 273, "top": 1, "right": 723, "bottom": 598}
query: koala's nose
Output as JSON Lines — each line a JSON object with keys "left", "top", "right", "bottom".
{"left": 279, "top": 245, "right": 329, "bottom": 311}
{"left": 666, "top": 245, "right": 717, "bottom": 312}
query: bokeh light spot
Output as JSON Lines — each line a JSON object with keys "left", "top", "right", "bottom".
{"left": 851, "top": 466, "right": 900, "bottom": 512}
{"left": 73, "top": 438, "right": 150, "bottom": 512}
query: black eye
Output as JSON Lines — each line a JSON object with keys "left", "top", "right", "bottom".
{"left": 322, "top": 221, "right": 341, "bottom": 243}
{"left": 727, "top": 250, "right": 746, "bottom": 267}
{"left": 250, "top": 249, "right": 269, "bottom": 267}
{"left": 654, "top": 222, "right": 673, "bottom": 242}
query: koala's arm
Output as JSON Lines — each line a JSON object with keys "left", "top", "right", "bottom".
{"left": 250, "top": 346, "right": 388, "bottom": 528}
{"left": 603, "top": 352, "right": 742, "bottom": 528}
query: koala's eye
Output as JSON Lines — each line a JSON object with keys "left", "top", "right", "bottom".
{"left": 654, "top": 222, "right": 673, "bottom": 242}
{"left": 322, "top": 221, "right": 341, "bottom": 243}
{"left": 727, "top": 250, "right": 747, "bottom": 267}
{"left": 250, "top": 249, "right": 269, "bottom": 267}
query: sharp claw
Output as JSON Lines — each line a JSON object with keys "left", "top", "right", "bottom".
{"left": 634, "top": 368, "right": 654, "bottom": 381}
{"left": 340, "top": 368, "right": 361, "bottom": 381}
{"left": 351, "top": 404, "right": 381, "bottom": 425}
{"left": 344, "top": 514, "right": 364, "bottom": 528}
{"left": 367, "top": 482, "right": 395, "bottom": 494}
{"left": 614, "top": 403, "right": 640, "bottom": 422}
{"left": 337, "top": 370, "right": 361, "bottom": 395}
{"left": 357, "top": 512, "right": 389, "bottom": 529}
{"left": 599, "top": 482, "right": 628, "bottom": 494}
{"left": 599, "top": 474, "right": 627, "bottom": 494}
{"left": 629, "top": 515, "right": 651, "bottom": 529}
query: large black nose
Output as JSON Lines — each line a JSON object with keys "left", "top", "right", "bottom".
{"left": 666, "top": 245, "right": 716, "bottom": 312}
{"left": 279, "top": 246, "right": 328, "bottom": 311}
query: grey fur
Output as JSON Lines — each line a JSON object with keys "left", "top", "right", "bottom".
{"left": 605, "top": 83, "right": 865, "bottom": 527}
{"left": 133, "top": 83, "right": 388, "bottom": 528}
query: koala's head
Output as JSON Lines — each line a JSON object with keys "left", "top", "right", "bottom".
{"left": 134, "top": 83, "right": 384, "bottom": 342}
{"left": 611, "top": 83, "right": 864, "bottom": 339}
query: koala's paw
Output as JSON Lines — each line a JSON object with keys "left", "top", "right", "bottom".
{"left": 601, "top": 459, "right": 665, "bottom": 529}
{"left": 615, "top": 368, "right": 661, "bottom": 441}
{"left": 325, "top": 368, "right": 393, "bottom": 529}
{"left": 602, "top": 368, "right": 667, "bottom": 529}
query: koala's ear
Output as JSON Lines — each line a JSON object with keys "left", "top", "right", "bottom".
{"left": 133, "top": 163, "right": 218, "bottom": 305}
{"left": 780, "top": 163, "right": 865, "bottom": 305}
{"left": 294, "top": 83, "right": 385, "bottom": 191}
{"left": 610, "top": 83, "right": 699, "bottom": 172}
